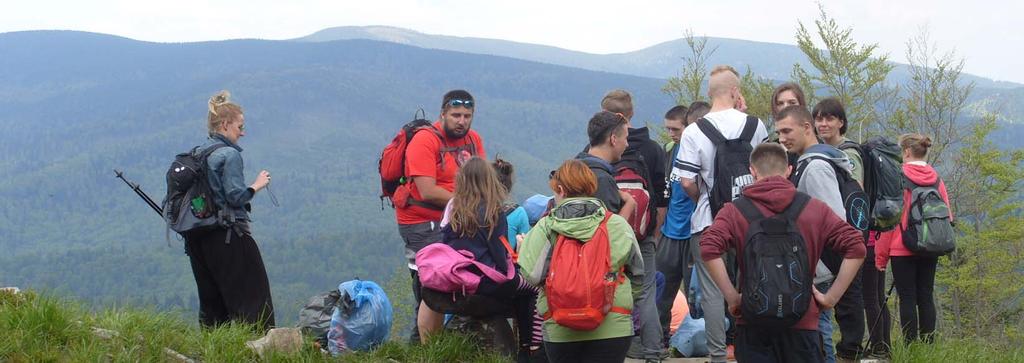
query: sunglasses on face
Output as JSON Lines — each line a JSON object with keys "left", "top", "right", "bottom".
{"left": 446, "top": 99, "right": 474, "bottom": 109}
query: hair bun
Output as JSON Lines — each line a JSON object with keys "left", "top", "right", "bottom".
{"left": 208, "top": 90, "right": 231, "bottom": 115}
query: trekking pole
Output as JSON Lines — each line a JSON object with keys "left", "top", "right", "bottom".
{"left": 114, "top": 169, "right": 163, "bottom": 217}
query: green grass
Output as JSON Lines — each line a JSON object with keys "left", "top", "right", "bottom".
{"left": 0, "top": 290, "right": 506, "bottom": 362}
{"left": 886, "top": 335, "right": 1024, "bottom": 362}
{"left": 7, "top": 288, "right": 1023, "bottom": 362}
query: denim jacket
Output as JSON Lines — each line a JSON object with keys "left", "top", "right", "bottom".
{"left": 203, "top": 133, "right": 253, "bottom": 221}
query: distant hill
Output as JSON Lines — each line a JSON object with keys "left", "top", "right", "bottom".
{"left": 297, "top": 25, "right": 1023, "bottom": 90}
{"left": 297, "top": 26, "right": 1024, "bottom": 124}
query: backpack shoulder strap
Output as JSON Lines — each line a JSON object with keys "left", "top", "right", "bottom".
{"left": 198, "top": 143, "right": 229, "bottom": 170}
{"left": 838, "top": 140, "right": 860, "bottom": 151}
{"left": 782, "top": 193, "right": 812, "bottom": 222}
{"left": 696, "top": 118, "right": 727, "bottom": 145}
{"left": 793, "top": 155, "right": 844, "bottom": 185}
{"left": 733, "top": 196, "right": 765, "bottom": 224}
{"left": 499, "top": 235, "right": 519, "bottom": 263}
{"left": 739, "top": 116, "right": 759, "bottom": 143}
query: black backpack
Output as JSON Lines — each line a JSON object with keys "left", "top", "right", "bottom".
{"left": 734, "top": 193, "right": 813, "bottom": 328}
{"left": 162, "top": 143, "right": 229, "bottom": 235}
{"left": 696, "top": 116, "right": 759, "bottom": 217}
{"left": 859, "top": 138, "right": 904, "bottom": 231}
{"left": 791, "top": 155, "right": 870, "bottom": 231}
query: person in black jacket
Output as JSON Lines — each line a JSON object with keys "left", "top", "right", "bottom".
{"left": 602, "top": 89, "right": 669, "bottom": 360}
{"left": 575, "top": 111, "right": 636, "bottom": 217}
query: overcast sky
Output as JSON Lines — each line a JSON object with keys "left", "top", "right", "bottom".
{"left": 4, "top": 0, "right": 1021, "bottom": 84}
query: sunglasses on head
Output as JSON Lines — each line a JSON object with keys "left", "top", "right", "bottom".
{"left": 549, "top": 170, "right": 557, "bottom": 180}
{"left": 446, "top": 98, "right": 474, "bottom": 109}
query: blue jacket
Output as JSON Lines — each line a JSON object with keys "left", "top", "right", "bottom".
{"left": 203, "top": 134, "right": 254, "bottom": 221}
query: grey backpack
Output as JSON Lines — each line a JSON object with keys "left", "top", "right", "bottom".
{"left": 901, "top": 179, "right": 955, "bottom": 256}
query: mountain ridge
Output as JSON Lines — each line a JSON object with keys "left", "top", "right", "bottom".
{"left": 295, "top": 25, "right": 1023, "bottom": 90}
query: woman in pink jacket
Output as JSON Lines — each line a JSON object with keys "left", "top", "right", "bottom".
{"left": 875, "top": 133, "right": 953, "bottom": 344}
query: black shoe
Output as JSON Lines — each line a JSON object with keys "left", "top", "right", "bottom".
{"left": 518, "top": 345, "right": 548, "bottom": 363}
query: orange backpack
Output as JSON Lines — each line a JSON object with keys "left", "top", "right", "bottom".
{"left": 544, "top": 212, "right": 631, "bottom": 330}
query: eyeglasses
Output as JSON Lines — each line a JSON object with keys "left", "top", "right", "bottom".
{"left": 446, "top": 99, "right": 474, "bottom": 109}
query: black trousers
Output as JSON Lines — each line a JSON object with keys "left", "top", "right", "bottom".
{"left": 184, "top": 225, "right": 275, "bottom": 330}
{"left": 544, "top": 336, "right": 632, "bottom": 363}
{"left": 891, "top": 255, "right": 938, "bottom": 344}
{"left": 735, "top": 326, "right": 824, "bottom": 363}
{"left": 821, "top": 249, "right": 865, "bottom": 358}
{"left": 862, "top": 246, "right": 891, "bottom": 353}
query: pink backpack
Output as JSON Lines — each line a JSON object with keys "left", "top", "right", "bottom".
{"left": 415, "top": 243, "right": 515, "bottom": 295}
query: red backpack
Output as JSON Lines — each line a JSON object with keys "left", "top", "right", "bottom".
{"left": 378, "top": 110, "right": 441, "bottom": 207}
{"left": 544, "top": 212, "right": 631, "bottom": 330}
{"left": 613, "top": 150, "right": 654, "bottom": 240}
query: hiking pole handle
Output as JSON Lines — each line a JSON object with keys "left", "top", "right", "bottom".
{"left": 114, "top": 169, "right": 163, "bottom": 216}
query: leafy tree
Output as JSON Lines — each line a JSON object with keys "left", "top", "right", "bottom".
{"left": 791, "top": 4, "right": 894, "bottom": 141}
{"left": 884, "top": 29, "right": 974, "bottom": 168}
{"left": 937, "top": 115, "right": 1024, "bottom": 341}
{"left": 662, "top": 29, "right": 716, "bottom": 107}
{"left": 740, "top": 67, "right": 776, "bottom": 123}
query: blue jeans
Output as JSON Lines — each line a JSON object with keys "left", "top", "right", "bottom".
{"left": 819, "top": 309, "right": 836, "bottom": 363}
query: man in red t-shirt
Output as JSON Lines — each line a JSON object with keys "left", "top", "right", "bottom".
{"left": 393, "top": 89, "right": 486, "bottom": 342}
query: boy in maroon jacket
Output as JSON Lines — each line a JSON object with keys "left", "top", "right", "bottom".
{"left": 700, "top": 143, "right": 865, "bottom": 363}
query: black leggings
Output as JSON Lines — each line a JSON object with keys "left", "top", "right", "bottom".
{"left": 862, "top": 246, "right": 891, "bottom": 352}
{"left": 489, "top": 274, "right": 544, "bottom": 349}
{"left": 891, "top": 255, "right": 938, "bottom": 343}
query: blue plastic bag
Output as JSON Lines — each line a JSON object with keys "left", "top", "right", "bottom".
{"left": 327, "top": 280, "right": 393, "bottom": 354}
{"left": 670, "top": 315, "right": 708, "bottom": 357}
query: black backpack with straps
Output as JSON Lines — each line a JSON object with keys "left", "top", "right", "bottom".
{"left": 696, "top": 116, "right": 759, "bottom": 217}
{"left": 162, "top": 143, "right": 230, "bottom": 236}
{"left": 791, "top": 155, "right": 870, "bottom": 231}
{"left": 734, "top": 193, "right": 813, "bottom": 328}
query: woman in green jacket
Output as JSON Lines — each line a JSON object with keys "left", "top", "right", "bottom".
{"left": 518, "top": 159, "right": 644, "bottom": 363}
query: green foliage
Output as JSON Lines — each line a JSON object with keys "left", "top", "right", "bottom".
{"left": 937, "top": 115, "right": 1024, "bottom": 339}
{"left": 885, "top": 29, "right": 975, "bottom": 167}
{"left": 662, "top": 29, "right": 714, "bottom": 106}
{"left": 0, "top": 290, "right": 507, "bottom": 362}
{"left": 739, "top": 67, "right": 776, "bottom": 123}
{"left": 791, "top": 4, "right": 895, "bottom": 141}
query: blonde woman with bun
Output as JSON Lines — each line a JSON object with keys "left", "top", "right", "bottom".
{"left": 183, "top": 90, "right": 275, "bottom": 330}
{"left": 875, "top": 133, "right": 953, "bottom": 345}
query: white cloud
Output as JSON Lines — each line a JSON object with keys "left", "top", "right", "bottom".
{"left": 1, "top": 0, "right": 1020, "bottom": 83}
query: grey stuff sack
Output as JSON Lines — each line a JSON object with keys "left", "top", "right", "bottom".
{"left": 901, "top": 180, "right": 956, "bottom": 256}
{"left": 297, "top": 289, "right": 342, "bottom": 339}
